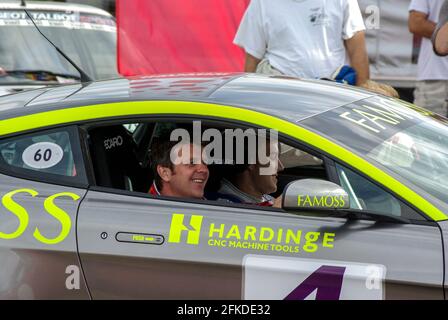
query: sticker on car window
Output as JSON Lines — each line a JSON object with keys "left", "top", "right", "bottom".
{"left": 0, "top": 11, "right": 116, "bottom": 32}
{"left": 22, "top": 142, "right": 64, "bottom": 169}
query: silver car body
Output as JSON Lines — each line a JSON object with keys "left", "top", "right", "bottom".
{"left": 0, "top": 74, "right": 446, "bottom": 299}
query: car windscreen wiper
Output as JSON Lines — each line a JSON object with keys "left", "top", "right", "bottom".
{"left": 328, "top": 209, "right": 411, "bottom": 224}
{"left": 4, "top": 70, "right": 81, "bottom": 81}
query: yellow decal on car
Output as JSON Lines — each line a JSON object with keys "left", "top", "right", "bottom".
{"left": 297, "top": 195, "right": 346, "bottom": 208}
{"left": 34, "top": 192, "right": 80, "bottom": 245}
{"left": 168, "top": 213, "right": 203, "bottom": 245}
{"left": 0, "top": 188, "right": 37, "bottom": 240}
{"left": 0, "top": 189, "right": 79, "bottom": 244}
{"left": 168, "top": 214, "right": 336, "bottom": 254}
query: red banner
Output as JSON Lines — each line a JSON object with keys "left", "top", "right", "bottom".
{"left": 117, "top": 0, "right": 249, "bottom": 76}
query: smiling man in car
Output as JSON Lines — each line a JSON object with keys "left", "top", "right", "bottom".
{"left": 149, "top": 139, "right": 209, "bottom": 199}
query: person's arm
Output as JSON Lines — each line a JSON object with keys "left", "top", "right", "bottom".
{"left": 344, "top": 31, "right": 370, "bottom": 86}
{"left": 433, "top": 1, "right": 448, "bottom": 56}
{"left": 234, "top": 0, "right": 266, "bottom": 72}
{"left": 273, "top": 195, "right": 283, "bottom": 208}
{"left": 409, "top": 10, "right": 436, "bottom": 38}
{"left": 244, "top": 53, "right": 262, "bottom": 73}
{"left": 434, "top": 23, "right": 448, "bottom": 55}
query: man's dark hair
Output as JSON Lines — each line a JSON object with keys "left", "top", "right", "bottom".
{"left": 150, "top": 138, "right": 180, "bottom": 191}
{"left": 223, "top": 132, "right": 273, "bottom": 175}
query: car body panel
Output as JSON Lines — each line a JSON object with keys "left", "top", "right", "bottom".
{"left": 0, "top": 74, "right": 371, "bottom": 122}
{"left": 0, "top": 85, "right": 49, "bottom": 100}
{"left": 77, "top": 190, "right": 443, "bottom": 299}
{"left": 208, "top": 75, "right": 373, "bottom": 121}
{"left": 436, "top": 220, "right": 448, "bottom": 298}
{"left": 0, "top": 174, "right": 89, "bottom": 299}
{"left": 0, "top": 88, "right": 49, "bottom": 115}
{"left": 26, "top": 84, "right": 84, "bottom": 107}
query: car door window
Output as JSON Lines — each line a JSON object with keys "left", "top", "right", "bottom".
{"left": 275, "top": 142, "right": 325, "bottom": 197}
{"left": 0, "top": 126, "right": 87, "bottom": 185}
{"left": 335, "top": 163, "right": 426, "bottom": 221}
{"left": 85, "top": 118, "right": 432, "bottom": 223}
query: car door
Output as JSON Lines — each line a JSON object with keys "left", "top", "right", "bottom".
{"left": 0, "top": 126, "right": 90, "bottom": 299}
{"left": 76, "top": 186, "right": 444, "bottom": 300}
{"left": 76, "top": 120, "right": 444, "bottom": 299}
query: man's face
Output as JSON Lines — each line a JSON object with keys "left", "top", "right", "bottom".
{"left": 250, "top": 141, "right": 284, "bottom": 195}
{"left": 159, "top": 143, "right": 209, "bottom": 199}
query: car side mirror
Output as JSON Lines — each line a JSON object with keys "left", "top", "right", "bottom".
{"left": 282, "top": 179, "right": 350, "bottom": 210}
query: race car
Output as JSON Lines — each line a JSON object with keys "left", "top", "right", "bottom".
{"left": 0, "top": 73, "right": 447, "bottom": 300}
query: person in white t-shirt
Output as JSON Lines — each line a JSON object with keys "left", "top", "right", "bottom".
{"left": 234, "top": 0, "right": 370, "bottom": 87}
{"left": 409, "top": 0, "right": 448, "bottom": 116}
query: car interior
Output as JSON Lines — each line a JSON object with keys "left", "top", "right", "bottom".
{"left": 84, "top": 121, "right": 328, "bottom": 200}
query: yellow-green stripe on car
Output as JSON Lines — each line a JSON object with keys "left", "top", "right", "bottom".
{"left": 0, "top": 101, "right": 446, "bottom": 221}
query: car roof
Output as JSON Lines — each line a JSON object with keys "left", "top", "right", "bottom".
{"left": 0, "top": 73, "right": 375, "bottom": 124}
{"left": 0, "top": 0, "right": 113, "bottom": 17}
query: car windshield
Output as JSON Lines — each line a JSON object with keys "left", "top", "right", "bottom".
{"left": 301, "top": 96, "right": 448, "bottom": 208}
{"left": 0, "top": 9, "right": 118, "bottom": 83}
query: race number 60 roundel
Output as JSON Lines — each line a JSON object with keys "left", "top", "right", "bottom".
{"left": 22, "top": 142, "right": 64, "bottom": 169}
